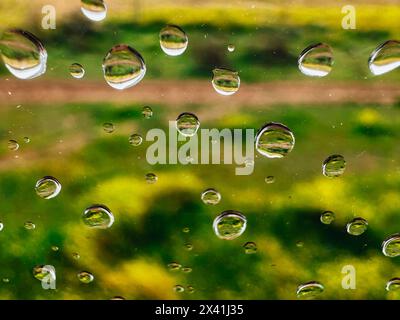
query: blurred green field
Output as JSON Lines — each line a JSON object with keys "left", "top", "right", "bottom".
{"left": 0, "top": 0, "right": 400, "bottom": 300}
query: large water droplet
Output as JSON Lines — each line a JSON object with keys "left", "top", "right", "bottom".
{"left": 296, "top": 281, "right": 324, "bottom": 299}
{"left": 298, "top": 43, "right": 334, "bottom": 77}
{"left": 0, "top": 29, "right": 47, "bottom": 79}
{"left": 33, "top": 265, "right": 55, "bottom": 282}
{"left": 145, "top": 173, "right": 158, "bottom": 184}
{"left": 369, "top": 40, "right": 400, "bottom": 76}
{"left": 212, "top": 68, "right": 240, "bottom": 95}
{"left": 77, "top": 271, "right": 94, "bottom": 283}
{"left": 82, "top": 205, "right": 114, "bottom": 229}
{"left": 346, "top": 217, "right": 368, "bottom": 236}
{"left": 382, "top": 234, "right": 400, "bottom": 257}
{"left": 142, "top": 106, "right": 153, "bottom": 119}
{"left": 103, "top": 122, "right": 115, "bottom": 133}
{"left": 35, "top": 176, "right": 61, "bottom": 199}
{"left": 255, "top": 122, "right": 295, "bottom": 158}
{"left": 102, "top": 44, "right": 146, "bottom": 90}
{"left": 322, "top": 155, "right": 346, "bottom": 178}
{"left": 69, "top": 63, "right": 85, "bottom": 79}
{"left": 176, "top": 113, "right": 200, "bottom": 137}
{"left": 8, "top": 140, "right": 19, "bottom": 151}
{"left": 159, "top": 25, "right": 188, "bottom": 56}
{"left": 213, "top": 210, "right": 247, "bottom": 240}
{"left": 320, "top": 211, "right": 335, "bottom": 225}
{"left": 243, "top": 242, "right": 257, "bottom": 254}
{"left": 201, "top": 188, "right": 221, "bottom": 205}
{"left": 81, "top": 0, "right": 107, "bottom": 22}
{"left": 386, "top": 278, "right": 400, "bottom": 291}
{"left": 129, "top": 133, "right": 143, "bottom": 146}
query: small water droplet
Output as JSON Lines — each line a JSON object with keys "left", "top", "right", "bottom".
{"left": 129, "top": 133, "right": 143, "bottom": 146}
{"left": 33, "top": 265, "right": 55, "bottom": 282}
{"left": 243, "top": 242, "right": 257, "bottom": 254}
{"left": 110, "top": 296, "right": 125, "bottom": 300}
{"left": 322, "top": 155, "right": 346, "bottom": 178}
{"left": 369, "top": 40, "right": 400, "bottom": 76}
{"left": 69, "top": 63, "right": 85, "bottom": 79}
{"left": 184, "top": 243, "right": 193, "bottom": 251}
{"left": 296, "top": 241, "right": 304, "bottom": 248}
{"left": 255, "top": 122, "right": 295, "bottom": 158}
{"left": 35, "top": 176, "right": 62, "bottom": 199}
{"left": 2, "top": 278, "right": 9, "bottom": 283}
{"left": 320, "top": 211, "right": 335, "bottom": 225}
{"left": 168, "top": 262, "right": 181, "bottom": 271}
{"left": 182, "top": 227, "right": 190, "bottom": 233}
{"left": 382, "top": 234, "right": 400, "bottom": 257}
{"left": 23, "top": 137, "right": 30, "bottom": 143}
{"left": 265, "top": 176, "right": 275, "bottom": 184}
{"left": 0, "top": 222, "right": 3, "bottom": 231}
{"left": 296, "top": 281, "right": 324, "bottom": 299}
{"left": 0, "top": 29, "right": 47, "bottom": 79}
{"left": 142, "top": 106, "right": 153, "bottom": 119}
{"left": 51, "top": 246, "right": 59, "bottom": 252}
{"left": 173, "top": 285, "right": 185, "bottom": 293}
{"left": 212, "top": 68, "right": 240, "bottom": 95}
{"left": 24, "top": 221, "right": 36, "bottom": 230}
{"left": 386, "top": 278, "right": 400, "bottom": 291}
{"left": 213, "top": 210, "right": 247, "bottom": 240}
{"left": 103, "top": 122, "right": 115, "bottom": 133}
{"left": 8, "top": 140, "right": 19, "bottom": 151}
{"left": 77, "top": 271, "right": 94, "bottom": 284}
{"left": 176, "top": 112, "right": 200, "bottom": 137}
{"left": 201, "top": 188, "right": 221, "bottom": 205}
{"left": 298, "top": 43, "right": 334, "bottom": 77}
{"left": 227, "top": 44, "right": 235, "bottom": 52}
{"left": 72, "top": 252, "right": 80, "bottom": 260}
{"left": 102, "top": 44, "right": 146, "bottom": 90}
{"left": 159, "top": 25, "right": 188, "bottom": 56}
{"left": 181, "top": 267, "right": 192, "bottom": 273}
{"left": 81, "top": 0, "right": 107, "bottom": 21}
{"left": 187, "top": 285, "right": 195, "bottom": 293}
{"left": 82, "top": 204, "right": 114, "bottom": 229}
{"left": 145, "top": 173, "right": 158, "bottom": 184}
{"left": 346, "top": 217, "right": 368, "bottom": 236}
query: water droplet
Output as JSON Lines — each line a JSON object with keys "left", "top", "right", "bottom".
{"left": 35, "top": 176, "right": 62, "bottom": 199}
{"left": 201, "top": 188, "right": 221, "bottom": 205}
{"left": 69, "top": 63, "right": 85, "bottom": 79}
{"left": 255, "top": 122, "right": 295, "bottom": 158}
{"left": 265, "top": 176, "right": 275, "bottom": 184}
{"left": 102, "top": 44, "right": 146, "bottom": 90}
{"left": 182, "top": 267, "right": 192, "bottom": 273}
{"left": 322, "top": 155, "right": 346, "bottom": 178}
{"left": 51, "top": 246, "right": 59, "bottom": 252}
{"left": 82, "top": 204, "right": 114, "bottom": 229}
{"left": 103, "top": 122, "right": 115, "bottom": 133}
{"left": 24, "top": 221, "right": 36, "bottom": 230}
{"left": 296, "top": 241, "right": 304, "bottom": 248}
{"left": 145, "top": 173, "right": 158, "bottom": 184}
{"left": 346, "top": 217, "right": 368, "bottom": 236}
{"left": 0, "top": 222, "right": 3, "bottom": 231}
{"left": 212, "top": 68, "right": 240, "bottom": 95}
{"left": 298, "top": 43, "right": 334, "bottom": 77}
{"left": 0, "top": 29, "right": 47, "bottom": 79}
{"left": 142, "top": 106, "right": 153, "bottom": 119}
{"left": 33, "top": 265, "right": 55, "bottom": 282}
{"left": 182, "top": 227, "right": 190, "bottom": 233}
{"left": 176, "top": 113, "right": 200, "bottom": 137}
{"left": 296, "top": 281, "right": 324, "bottom": 299}
{"left": 8, "top": 140, "right": 19, "bottom": 151}
{"left": 72, "top": 252, "right": 80, "bottom": 260}
{"left": 243, "top": 242, "right": 257, "bottom": 254}
{"left": 320, "top": 211, "right": 335, "bottom": 225}
{"left": 81, "top": 0, "right": 107, "bottom": 21}
{"left": 23, "top": 137, "right": 30, "bottom": 143}
{"left": 173, "top": 285, "right": 185, "bottom": 293}
{"left": 382, "top": 234, "right": 400, "bottom": 257}
{"left": 159, "top": 25, "right": 188, "bottom": 56}
{"left": 227, "top": 44, "right": 235, "bottom": 52}
{"left": 168, "top": 262, "right": 181, "bottom": 271}
{"left": 213, "top": 210, "right": 247, "bottom": 240}
{"left": 187, "top": 285, "right": 195, "bottom": 293}
{"left": 369, "top": 40, "right": 400, "bottom": 76}
{"left": 386, "top": 278, "right": 400, "bottom": 291}
{"left": 2, "top": 278, "right": 9, "bottom": 283}
{"left": 129, "top": 133, "right": 143, "bottom": 146}
{"left": 77, "top": 271, "right": 94, "bottom": 284}
{"left": 110, "top": 296, "right": 125, "bottom": 300}
{"left": 184, "top": 243, "right": 193, "bottom": 251}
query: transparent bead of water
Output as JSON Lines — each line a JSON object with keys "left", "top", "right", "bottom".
{"left": 213, "top": 210, "right": 247, "bottom": 240}
{"left": 159, "top": 25, "right": 188, "bottom": 56}
{"left": 320, "top": 211, "right": 335, "bottom": 224}
{"left": 176, "top": 113, "right": 200, "bottom": 137}
{"left": 201, "top": 188, "right": 221, "bottom": 205}
{"left": 382, "top": 234, "right": 400, "bottom": 257}
{"left": 346, "top": 217, "right": 368, "bottom": 236}
{"left": 368, "top": 40, "right": 400, "bottom": 76}
{"left": 212, "top": 68, "right": 240, "bottom": 96}
{"left": 82, "top": 204, "right": 114, "bottom": 229}
{"left": 298, "top": 43, "right": 334, "bottom": 77}
{"left": 322, "top": 155, "right": 346, "bottom": 178}
{"left": 81, "top": 0, "right": 107, "bottom": 22}
{"left": 255, "top": 122, "right": 295, "bottom": 158}
{"left": 35, "top": 176, "right": 62, "bottom": 199}
{"left": 296, "top": 281, "right": 324, "bottom": 299}
{"left": 69, "top": 63, "right": 85, "bottom": 79}
{"left": 77, "top": 271, "right": 94, "bottom": 283}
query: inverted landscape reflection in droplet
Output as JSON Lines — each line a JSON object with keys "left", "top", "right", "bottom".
{"left": 159, "top": 25, "right": 188, "bottom": 56}
{"left": 369, "top": 40, "right": 400, "bottom": 76}
{"left": 298, "top": 43, "right": 334, "bottom": 77}
{"left": 81, "top": 0, "right": 107, "bottom": 22}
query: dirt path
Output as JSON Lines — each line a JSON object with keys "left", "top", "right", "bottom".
{"left": 1, "top": 79, "right": 399, "bottom": 109}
